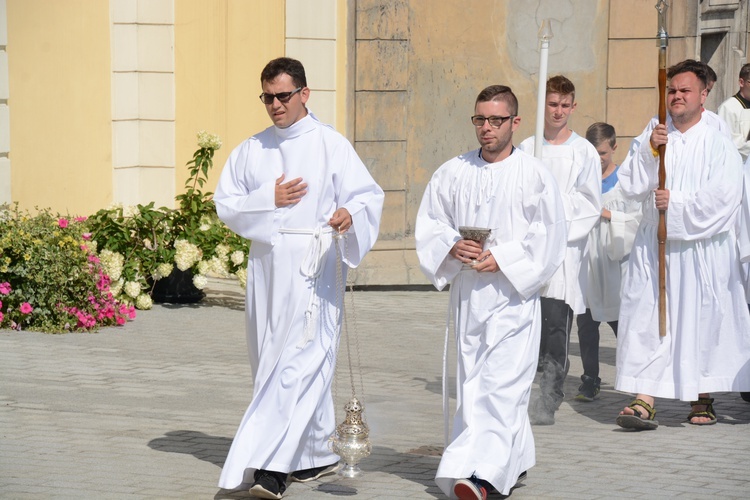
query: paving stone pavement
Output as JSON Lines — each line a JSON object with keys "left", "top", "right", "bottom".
{"left": 1, "top": 278, "right": 749, "bottom": 499}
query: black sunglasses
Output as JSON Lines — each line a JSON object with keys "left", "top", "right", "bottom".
{"left": 259, "top": 87, "right": 303, "bottom": 105}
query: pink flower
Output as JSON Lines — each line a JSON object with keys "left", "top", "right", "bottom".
{"left": 20, "top": 302, "right": 33, "bottom": 314}
{"left": 82, "top": 233, "right": 92, "bottom": 240}
{"left": 0, "top": 311, "right": 4, "bottom": 323}
{"left": 88, "top": 255, "right": 100, "bottom": 264}
{"left": 116, "top": 316, "right": 126, "bottom": 326}
{"left": 96, "top": 274, "right": 111, "bottom": 292}
{"left": 58, "top": 218, "right": 69, "bottom": 228}
{"left": 0, "top": 300, "right": 2, "bottom": 309}
{"left": 0, "top": 282, "right": 10, "bottom": 295}
{"left": 74, "top": 216, "right": 88, "bottom": 222}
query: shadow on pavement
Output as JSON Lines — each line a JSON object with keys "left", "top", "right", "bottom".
{"left": 148, "top": 430, "right": 231, "bottom": 468}
{"left": 414, "top": 376, "right": 456, "bottom": 399}
{"left": 148, "top": 432, "right": 444, "bottom": 498}
{"left": 365, "top": 444, "right": 442, "bottom": 498}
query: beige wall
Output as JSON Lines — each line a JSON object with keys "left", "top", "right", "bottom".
{"left": 354, "top": 0, "right": 612, "bottom": 285}
{"left": 174, "top": 1, "right": 285, "bottom": 197}
{"left": 0, "top": 0, "right": 9, "bottom": 204}
{"left": 4, "top": 0, "right": 750, "bottom": 285}
{"left": 6, "top": 0, "right": 113, "bottom": 215}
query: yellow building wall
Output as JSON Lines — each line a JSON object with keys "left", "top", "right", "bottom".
{"left": 6, "top": 0, "right": 112, "bottom": 215}
{"left": 174, "top": 1, "right": 285, "bottom": 197}
{"left": 336, "top": 0, "right": 352, "bottom": 137}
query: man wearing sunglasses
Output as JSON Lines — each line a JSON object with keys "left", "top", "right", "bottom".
{"left": 214, "top": 57, "right": 384, "bottom": 499}
{"left": 416, "top": 85, "right": 567, "bottom": 500}
{"left": 518, "top": 75, "right": 602, "bottom": 426}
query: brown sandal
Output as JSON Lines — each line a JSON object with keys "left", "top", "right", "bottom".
{"left": 687, "top": 397, "right": 717, "bottom": 425}
{"left": 616, "top": 398, "right": 659, "bottom": 430}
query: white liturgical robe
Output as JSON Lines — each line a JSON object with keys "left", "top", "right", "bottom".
{"left": 718, "top": 95, "right": 750, "bottom": 160}
{"left": 616, "top": 119, "right": 750, "bottom": 400}
{"left": 518, "top": 134, "right": 602, "bottom": 314}
{"left": 416, "top": 148, "right": 567, "bottom": 496}
{"left": 214, "top": 112, "right": 383, "bottom": 489}
{"left": 737, "top": 156, "right": 750, "bottom": 302}
{"left": 585, "top": 181, "right": 642, "bottom": 322}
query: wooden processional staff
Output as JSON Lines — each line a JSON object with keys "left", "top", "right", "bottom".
{"left": 656, "top": 0, "right": 669, "bottom": 337}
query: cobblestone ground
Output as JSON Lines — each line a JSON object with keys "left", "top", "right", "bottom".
{"left": 1, "top": 279, "right": 749, "bottom": 499}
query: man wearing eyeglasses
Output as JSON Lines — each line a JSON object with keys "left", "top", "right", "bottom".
{"left": 214, "top": 57, "right": 384, "bottom": 499}
{"left": 416, "top": 85, "right": 567, "bottom": 500}
{"left": 518, "top": 75, "right": 602, "bottom": 426}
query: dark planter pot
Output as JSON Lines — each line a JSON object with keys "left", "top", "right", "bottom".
{"left": 151, "top": 268, "right": 205, "bottom": 304}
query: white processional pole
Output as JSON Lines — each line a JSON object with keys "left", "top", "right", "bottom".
{"left": 534, "top": 19, "right": 554, "bottom": 158}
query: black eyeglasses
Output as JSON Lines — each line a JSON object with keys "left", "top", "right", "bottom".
{"left": 259, "top": 87, "right": 303, "bottom": 105}
{"left": 471, "top": 115, "right": 515, "bottom": 128}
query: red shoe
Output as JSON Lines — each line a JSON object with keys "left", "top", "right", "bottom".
{"left": 453, "top": 477, "right": 487, "bottom": 500}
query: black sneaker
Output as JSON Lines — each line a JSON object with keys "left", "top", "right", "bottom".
{"left": 575, "top": 375, "right": 601, "bottom": 402}
{"left": 290, "top": 462, "right": 339, "bottom": 483}
{"left": 249, "top": 469, "right": 287, "bottom": 499}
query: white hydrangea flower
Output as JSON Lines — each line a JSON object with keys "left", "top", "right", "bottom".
{"left": 197, "top": 130, "right": 222, "bottom": 150}
{"left": 197, "top": 259, "right": 211, "bottom": 275}
{"left": 236, "top": 268, "right": 247, "bottom": 288}
{"left": 123, "top": 205, "right": 139, "bottom": 218}
{"left": 135, "top": 293, "right": 153, "bottom": 310}
{"left": 192, "top": 274, "right": 208, "bottom": 290}
{"left": 230, "top": 250, "right": 245, "bottom": 266}
{"left": 99, "top": 249, "right": 124, "bottom": 281}
{"left": 215, "top": 244, "right": 230, "bottom": 258}
{"left": 124, "top": 281, "right": 141, "bottom": 299}
{"left": 153, "top": 262, "right": 174, "bottom": 280}
{"left": 109, "top": 278, "right": 124, "bottom": 297}
{"left": 174, "top": 239, "right": 202, "bottom": 271}
{"left": 210, "top": 256, "right": 230, "bottom": 277}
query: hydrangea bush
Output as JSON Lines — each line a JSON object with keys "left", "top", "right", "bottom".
{"left": 0, "top": 205, "right": 136, "bottom": 332}
{"left": 86, "top": 131, "right": 249, "bottom": 309}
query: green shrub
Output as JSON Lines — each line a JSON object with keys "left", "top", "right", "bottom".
{"left": 0, "top": 205, "right": 135, "bottom": 332}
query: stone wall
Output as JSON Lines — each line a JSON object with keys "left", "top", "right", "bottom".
{"left": 353, "top": 0, "right": 750, "bottom": 286}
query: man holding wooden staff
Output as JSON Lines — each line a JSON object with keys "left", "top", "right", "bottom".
{"left": 614, "top": 60, "right": 750, "bottom": 430}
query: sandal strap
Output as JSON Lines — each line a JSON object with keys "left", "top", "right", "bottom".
{"left": 629, "top": 398, "right": 656, "bottom": 420}
{"left": 688, "top": 398, "right": 716, "bottom": 422}
{"left": 688, "top": 409, "right": 716, "bottom": 420}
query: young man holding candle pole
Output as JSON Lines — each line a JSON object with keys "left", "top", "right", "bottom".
{"left": 518, "top": 75, "right": 602, "bottom": 425}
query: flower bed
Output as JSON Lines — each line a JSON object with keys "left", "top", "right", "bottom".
{"left": 0, "top": 131, "right": 249, "bottom": 332}
{"left": 86, "top": 132, "right": 248, "bottom": 309}
{"left": 0, "top": 207, "right": 136, "bottom": 332}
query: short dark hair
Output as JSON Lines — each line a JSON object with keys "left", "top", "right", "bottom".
{"left": 586, "top": 122, "right": 616, "bottom": 149}
{"left": 547, "top": 75, "right": 576, "bottom": 100}
{"left": 703, "top": 62, "right": 717, "bottom": 84}
{"left": 260, "top": 57, "right": 307, "bottom": 88}
{"left": 740, "top": 63, "right": 750, "bottom": 81}
{"left": 667, "top": 59, "right": 708, "bottom": 89}
{"left": 475, "top": 85, "right": 519, "bottom": 116}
